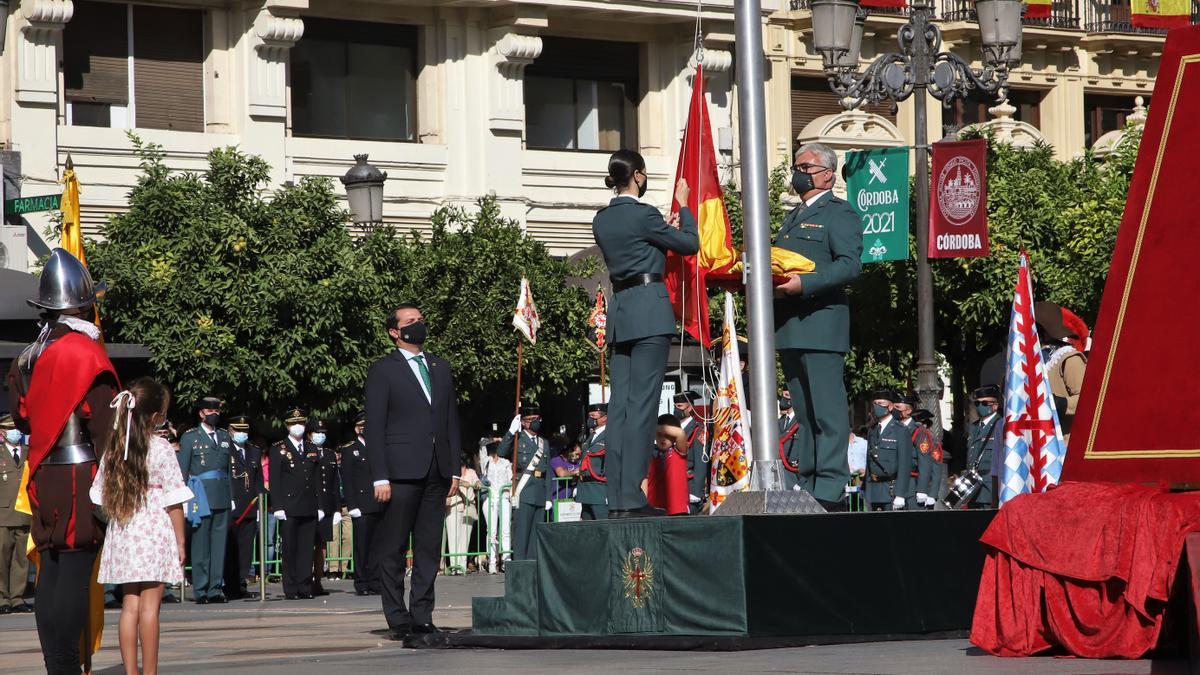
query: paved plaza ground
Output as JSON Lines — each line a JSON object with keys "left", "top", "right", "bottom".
{"left": 0, "top": 574, "right": 1187, "bottom": 674}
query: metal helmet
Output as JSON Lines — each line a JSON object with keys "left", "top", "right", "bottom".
{"left": 26, "top": 248, "right": 104, "bottom": 312}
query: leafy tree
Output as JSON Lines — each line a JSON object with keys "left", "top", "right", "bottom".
{"left": 89, "top": 135, "right": 594, "bottom": 432}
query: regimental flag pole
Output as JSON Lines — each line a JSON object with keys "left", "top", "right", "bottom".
{"left": 511, "top": 278, "right": 540, "bottom": 483}
{"left": 586, "top": 285, "right": 608, "bottom": 403}
{"left": 60, "top": 154, "right": 105, "bottom": 344}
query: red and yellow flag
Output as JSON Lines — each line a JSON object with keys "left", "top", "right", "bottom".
{"left": 1025, "top": 0, "right": 1052, "bottom": 19}
{"left": 1132, "top": 0, "right": 1191, "bottom": 28}
{"left": 666, "top": 64, "right": 738, "bottom": 348}
{"left": 61, "top": 160, "right": 104, "bottom": 342}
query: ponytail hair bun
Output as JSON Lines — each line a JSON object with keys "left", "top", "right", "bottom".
{"left": 605, "top": 149, "right": 646, "bottom": 190}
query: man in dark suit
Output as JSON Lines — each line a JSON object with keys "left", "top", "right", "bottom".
{"left": 341, "top": 412, "right": 382, "bottom": 596}
{"left": 774, "top": 143, "right": 863, "bottom": 511}
{"left": 365, "top": 304, "right": 460, "bottom": 639}
{"left": 224, "top": 414, "right": 263, "bottom": 600}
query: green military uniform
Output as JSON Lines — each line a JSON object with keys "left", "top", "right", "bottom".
{"left": 967, "top": 413, "right": 1001, "bottom": 509}
{"left": 865, "top": 393, "right": 915, "bottom": 511}
{"left": 910, "top": 415, "right": 939, "bottom": 509}
{"left": 592, "top": 195, "right": 698, "bottom": 513}
{"left": 499, "top": 411, "right": 553, "bottom": 560}
{"left": 774, "top": 190, "right": 863, "bottom": 504}
{"left": 576, "top": 423, "right": 608, "bottom": 521}
{"left": 778, "top": 409, "right": 802, "bottom": 491}
{"left": 178, "top": 399, "right": 234, "bottom": 603}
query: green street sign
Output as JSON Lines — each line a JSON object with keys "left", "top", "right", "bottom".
{"left": 5, "top": 193, "right": 62, "bottom": 215}
{"left": 845, "top": 146, "right": 910, "bottom": 263}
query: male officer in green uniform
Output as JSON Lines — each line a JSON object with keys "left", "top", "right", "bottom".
{"left": 773, "top": 143, "right": 863, "bottom": 511}
{"left": 967, "top": 385, "right": 1003, "bottom": 509}
{"left": 673, "top": 392, "right": 708, "bottom": 513}
{"left": 576, "top": 403, "right": 609, "bottom": 520}
{"left": 499, "top": 405, "right": 553, "bottom": 560}
{"left": 864, "top": 390, "right": 915, "bottom": 511}
{"left": 178, "top": 396, "right": 233, "bottom": 603}
{"left": 777, "top": 391, "right": 803, "bottom": 491}
{"left": 224, "top": 414, "right": 263, "bottom": 599}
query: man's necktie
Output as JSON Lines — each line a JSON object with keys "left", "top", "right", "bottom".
{"left": 413, "top": 355, "right": 432, "bottom": 397}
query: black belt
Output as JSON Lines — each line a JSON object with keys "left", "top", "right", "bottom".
{"left": 612, "top": 273, "right": 663, "bottom": 293}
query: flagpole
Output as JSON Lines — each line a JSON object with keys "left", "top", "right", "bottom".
{"left": 599, "top": 350, "right": 606, "bottom": 404}
{"left": 512, "top": 337, "right": 523, "bottom": 484}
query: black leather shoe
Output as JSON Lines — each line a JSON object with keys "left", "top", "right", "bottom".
{"left": 0, "top": 606, "right": 9, "bottom": 615}
{"left": 194, "top": 597, "right": 209, "bottom": 605}
{"left": 12, "top": 603, "right": 33, "bottom": 614}
{"left": 385, "top": 625, "right": 412, "bottom": 641}
{"left": 300, "top": 593, "right": 314, "bottom": 600}
{"left": 355, "top": 589, "right": 371, "bottom": 596}
{"left": 411, "top": 623, "right": 441, "bottom": 634}
{"left": 284, "top": 593, "right": 298, "bottom": 600}
{"left": 209, "top": 593, "right": 227, "bottom": 604}
{"left": 615, "top": 505, "right": 666, "bottom": 518}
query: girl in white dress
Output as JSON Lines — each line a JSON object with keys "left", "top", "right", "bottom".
{"left": 90, "top": 378, "right": 190, "bottom": 675}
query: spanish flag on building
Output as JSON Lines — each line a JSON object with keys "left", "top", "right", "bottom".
{"left": 666, "top": 64, "right": 738, "bottom": 348}
{"left": 1132, "top": 0, "right": 1191, "bottom": 28}
{"left": 1025, "top": 0, "right": 1052, "bottom": 19}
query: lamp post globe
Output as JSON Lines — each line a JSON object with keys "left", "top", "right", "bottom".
{"left": 340, "top": 154, "right": 387, "bottom": 225}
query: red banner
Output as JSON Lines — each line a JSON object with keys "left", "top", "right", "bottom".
{"left": 928, "top": 138, "right": 989, "bottom": 259}
{"left": 860, "top": 0, "right": 907, "bottom": 7}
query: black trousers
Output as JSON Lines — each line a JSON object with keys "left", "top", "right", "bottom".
{"left": 279, "top": 516, "right": 316, "bottom": 597}
{"left": 35, "top": 548, "right": 98, "bottom": 675}
{"left": 224, "top": 516, "right": 258, "bottom": 596}
{"left": 352, "top": 511, "right": 383, "bottom": 593}
{"left": 373, "top": 465, "right": 449, "bottom": 629}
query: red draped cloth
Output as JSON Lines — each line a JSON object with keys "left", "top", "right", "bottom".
{"left": 971, "top": 482, "right": 1200, "bottom": 658}
{"left": 646, "top": 449, "right": 689, "bottom": 516}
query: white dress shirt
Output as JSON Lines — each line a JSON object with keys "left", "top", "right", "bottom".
{"left": 400, "top": 349, "right": 432, "bottom": 402}
{"left": 804, "top": 189, "right": 831, "bottom": 207}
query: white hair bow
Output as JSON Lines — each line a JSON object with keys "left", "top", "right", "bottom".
{"left": 110, "top": 390, "right": 136, "bottom": 461}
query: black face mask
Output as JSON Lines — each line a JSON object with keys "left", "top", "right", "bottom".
{"left": 637, "top": 175, "right": 648, "bottom": 198}
{"left": 792, "top": 169, "right": 816, "bottom": 195}
{"left": 779, "top": 397, "right": 792, "bottom": 411}
{"left": 400, "top": 321, "right": 427, "bottom": 345}
{"left": 585, "top": 417, "right": 597, "bottom": 431}
{"left": 528, "top": 420, "right": 542, "bottom": 433}
{"left": 203, "top": 413, "right": 219, "bottom": 428}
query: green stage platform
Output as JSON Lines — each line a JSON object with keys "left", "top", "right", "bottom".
{"left": 470, "top": 510, "right": 996, "bottom": 640}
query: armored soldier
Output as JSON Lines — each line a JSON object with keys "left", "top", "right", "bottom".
{"left": 223, "top": 414, "right": 263, "bottom": 600}
{"left": 499, "top": 404, "right": 553, "bottom": 560}
{"left": 178, "top": 396, "right": 233, "bottom": 604}
{"left": 269, "top": 408, "right": 321, "bottom": 599}
{"left": 576, "top": 403, "right": 609, "bottom": 520}
{"left": 967, "top": 385, "right": 1003, "bottom": 509}
{"left": 777, "top": 391, "right": 802, "bottom": 492}
{"left": 340, "top": 412, "right": 382, "bottom": 595}
{"left": 673, "top": 392, "right": 708, "bottom": 513}
{"left": 5, "top": 249, "right": 117, "bottom": 672}
{"left": 864, "top": 390, "right": 915, "bottom": 511}
{"left": 0, "top": 415, "right": 32, "bottom": 614}
{"left": 308, "top": 418, "right": 340, "bottom": 596}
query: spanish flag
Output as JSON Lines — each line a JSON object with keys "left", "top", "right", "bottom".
{"left": 666, "top": 64, "right": 738, "bottom": 348}
{"left": 1025, "top": 0, "right": 1052, "bottom": 19}
{"left": 1132, "top": 0, "right": 1191, "bottom": 28}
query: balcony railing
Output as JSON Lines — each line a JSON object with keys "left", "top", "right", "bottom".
{"left": 789, "top": 0, "right": 909, "bottom": 17}
{"left": 1082, "top": 0, "right": 1199, "bottom": 33}
{"left": 941, "top": 0, "right": 1080, "bottom": 28}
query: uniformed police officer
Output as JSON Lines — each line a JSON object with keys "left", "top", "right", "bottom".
{"left": 967, "top": 385, "right": 1003, "bottom": 509}
{"left": 0, "top": 414, "right": 32, "bottom": 615}
{"left": 673, "top": 392, "right": 708, "bottom": 513}
{"left": 340, "top": 412, "right": 381, "bottom": 595}
{"left": 773, "top": 143, "right": 863, "bottom": 511}
{"left": 576, "top": 404, "right": 609, "bottom": 521}
{"left": 269, "top": 408, "right": 321, "bottom": 599}
{"left": 307, "top": 418, "right": 340, "bottom": 596}
{"left": 893, "top": 394, "right": 933, "bottom": 508}
{"left": 592, "top": 149, "right": 698, "bottom": 518}
{"left": 178, "top": 396, "right": 233, "bottom": 603}
{"left": 223, "top": 414, "right": 263, "bottom": 599}
{"left": 912, "top": 408, "right": 944, "bottom": 506}
{"left": 864, "top": 391, "right": 916, "bottom": 511}
{"left": 499, "top": 404, "right": 553, "bottom": 560}
{"left": 777, "top": 391, "right": 803, "bottom": 491}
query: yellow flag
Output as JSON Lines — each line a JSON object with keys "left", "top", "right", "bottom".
{"left": 60, "top": 165, "right": 85, "bottom": 265}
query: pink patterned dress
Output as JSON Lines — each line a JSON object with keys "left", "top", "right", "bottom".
{"left": 92, "top": 435, "right": 193, "bottom": 585}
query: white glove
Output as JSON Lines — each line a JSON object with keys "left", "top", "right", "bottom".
{"left": 916, "top": 493, "right": 929, "bottom": 504}
{"left": 332, "top": 511, "right": 343, "bottom": 526}
{"left": 318, "top": 509, "right": 325, "bottom": 521}
{"left": 925, "top": 496, "right": 938, "bottom": 507}
{"left": 273, "top": 510, "right": 286, "bottom": 521}
{"left": 231, "top": 500, "right": 236, "bottom": 510}
{"left": 892, "top": 497, "right": 906, "bottom": 510}
{"left": 349, "top": 508, "right": 362, "bottom": 518}
{"left": 792, "top": 484, "right": 803, "bottom": 492}
{"left": 544, "top": 501, "right": 552, "bottom": 511}
{"left": 508, "top": 415, "right": 522, "bottom": 435}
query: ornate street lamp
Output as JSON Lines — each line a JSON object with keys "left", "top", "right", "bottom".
{"left": 340, "top": 154, "right": 387, "bottom": 225}
{"left": 808, "top": 0, "right": 1022, "bottom": 442}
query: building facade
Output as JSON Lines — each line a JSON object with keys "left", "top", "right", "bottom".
{"left": 0, "top": 0, "right": 1178, "bottom": 271}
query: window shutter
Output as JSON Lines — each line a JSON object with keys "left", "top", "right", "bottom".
{"left": 63, "top": 0, "right": 128, "bottom": 105}
{"left": 133, "top": 5, "right": 204, "bottom": 132}
{"left": 791, "top": 77, "right": 895, "bottom": 152}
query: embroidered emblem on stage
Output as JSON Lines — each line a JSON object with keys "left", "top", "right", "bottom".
{"left": 621, "top": 547, "right": 655, "bottom": 609}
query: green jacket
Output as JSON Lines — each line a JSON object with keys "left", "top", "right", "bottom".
{"left": 773, "top": 192, "right": 863, "bottom": 352}
{"left": 865, "top": 417, "right": 915, "bottom": 505}
{"left": 499, "top": 430, "right": 553, "bottom": 506}
{"left": 178, "top": 426, "right": 233, "bottom": 509}
{"left": 576, "top": 427, "right": 607, "bottom": 506}
{"left": 681, "top": 416, "right": 708, "bottom": 500}
{"left": 592, "top": 197, "right": 699, "bottom": 343}
{"left": 967, "top": 414, "right": 1001, "bottom": 506}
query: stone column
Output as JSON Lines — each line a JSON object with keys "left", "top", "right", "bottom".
{"left": 237, "top": 2, "right": 304, "bottom": 186}
{"left": 485, "top": 28, "right": 543, "bottom": 222}
{"left": 1041, "top": 69, "right": 1086, "bottom": 160}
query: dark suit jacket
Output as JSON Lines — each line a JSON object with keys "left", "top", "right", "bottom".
{"left": 340, "top": 438, "right": 383, "bottom": 515}
{"left": 364, "top": 349, "right": 460, "bottom": 483}
{"left": 773, "top": 191, "right": 863, "bottom": 352}
{"left": 229, "top": 442, "right": 264, "bottom": 516}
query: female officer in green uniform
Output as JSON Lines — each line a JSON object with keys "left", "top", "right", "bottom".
{"left": 592, "top": 149, "right": 699, "bottom": 518}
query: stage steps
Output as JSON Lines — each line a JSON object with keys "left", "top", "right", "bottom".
{"left": 471, "top": 560, "right": 539, "bottom": 635}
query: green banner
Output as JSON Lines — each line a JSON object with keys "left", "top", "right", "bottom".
{"left": 845, "top": 146, "right": 910, "bottom": 263}
{"left": 5, "top": 193, "right": 62, "bottom": 215}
